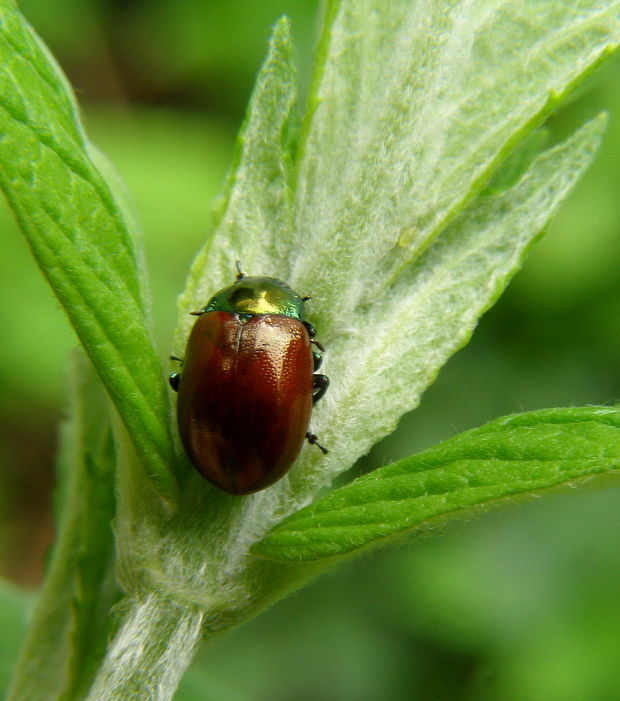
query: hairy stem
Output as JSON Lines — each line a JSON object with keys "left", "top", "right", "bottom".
{"left": 86, "top": 593, "right": 204, "bottom": 701}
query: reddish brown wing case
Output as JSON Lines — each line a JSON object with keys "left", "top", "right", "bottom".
{"left": 176, "top": 311, "right": 314, "bottom": 494}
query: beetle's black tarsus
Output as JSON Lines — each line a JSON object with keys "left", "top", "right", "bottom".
{"left": 302, "top": 295, "right": 311, "bottom": 302}
{"left": 169, "top": 372, "right": 181, "bottom": 392}
{"left": 312, "top": 351, "right": 323, "bottom": 372}
{"left": 306, "top": 432, "right": 328, "bottom": 454}
{"left": 303, "top": 320, "right": 316, "bottom": 338}
{"left": 312, "top": 374, "right": 329, "bottom": 404}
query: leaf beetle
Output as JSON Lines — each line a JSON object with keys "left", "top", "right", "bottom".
{"left": 170, "top": 265, "right": 329, "bottom": 495}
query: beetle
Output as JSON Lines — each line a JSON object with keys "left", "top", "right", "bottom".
{"left": 169, "top": 266, "right": 329, "bottom": 495}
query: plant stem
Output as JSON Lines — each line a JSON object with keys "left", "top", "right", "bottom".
{"left": 86, "top": 592, "right": 204, "bottom": 701}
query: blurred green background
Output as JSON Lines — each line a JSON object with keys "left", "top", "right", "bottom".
{"left": 2, "top": 1, "right": 620, "bottom": 699}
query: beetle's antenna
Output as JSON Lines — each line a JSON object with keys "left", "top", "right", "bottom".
{"left": 235, "top": 260, "right": 246, "bottom": 280}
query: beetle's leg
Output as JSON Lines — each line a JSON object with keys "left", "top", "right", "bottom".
{"left": 303, "top": 321, "right": 327, "bottom": 354}
{"left": 312, "top": 351, "right": 323, "bottom": 371}
{"left": 303, "top": 320, "right": 316, "bottom": 338}
{"left": 310, "top": 337, "right": 325, "bottom": 353}
{"left": 169, "top": 356, "right": 183, "bottom": 392}
{"left": 312, "top": 374, "right": 329, "bottom": 404}
{"left": 235, "top": 260, "right": 246, "bottom": 280}
{"left": 169, "top": 372, "right": 181, "bottom": 392}
{"left": 306, "top": 432, "right": 328, "bottom": 454}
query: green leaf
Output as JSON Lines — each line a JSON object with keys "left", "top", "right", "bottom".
{"left": 294, "top": 0, "right": 620, "bottom": 290}
{"left": 253, "top": 406, "right": 620, "bottom": 562}
{"left": 174, "top": 15, "right": 299, "bottom": 352}
{"left": 285, "top": 0, "right": 620, "bottom": 500}
{"left": 0, "top": 0, "right": 179, "bottom": 502}
{"left": 287, "top": 112, "right": 605, "bottom": 502}
{"left": 7, "top": 352, "right": 122, "bottom": 701}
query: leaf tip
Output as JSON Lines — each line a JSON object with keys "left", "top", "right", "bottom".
{"left": 270, "top": 14, "right": 293, "bottom": 50}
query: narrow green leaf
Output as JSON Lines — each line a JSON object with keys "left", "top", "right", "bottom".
{"left": 175, "top": 16, "right": 299, "bottom": 353}
{"left": 254, "top": 406, "right": 620, "bottom": 562}
{"left": 8, "top": 352, "right": 122, "bottom": 701}
{"left": 0, "top": 0, "right": 179, "bottom": 501}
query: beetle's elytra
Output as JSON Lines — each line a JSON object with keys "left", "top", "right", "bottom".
{"left": 170, "top": 269, "right": 329, "bottom": 495}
